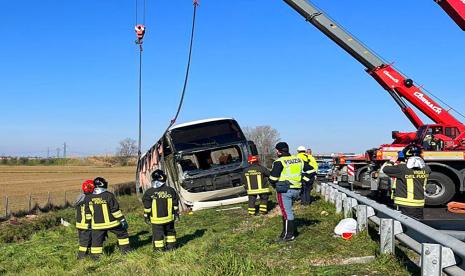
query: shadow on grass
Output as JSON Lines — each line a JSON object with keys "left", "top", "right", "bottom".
{"left": 129, "top": 230, "right": 151, "bottom": 250}
{"left": 295, "top": 218, "right": 321, "bottom": 237}
{"left": 177, "top": 229, "right": 207, "bottom": 248}
{"left": 103, "top": 230, "right": 150, "bottom": 254}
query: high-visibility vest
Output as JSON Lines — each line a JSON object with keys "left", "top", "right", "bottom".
{"left": 297, "top": 152, "right": 319, "bottom": 172}
{"left": 276, "top": 155, "right": 304, "bottom": 189}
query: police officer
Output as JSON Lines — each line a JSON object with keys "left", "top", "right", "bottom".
{"left": 269, "top": 142, "right": 314, "bottom": 242}
{"left": 86, "top": 177, "right": 131, "bottom": 258}
{"left": 75, "top": 179, "right": 94, "bottom": 259}
{"left": 242, "top": 155, "right": 271, "bottom": 215}
{"left": 143, "top": 169, "right": 179, "bottom": 251}
{"left": 296, "top": 146, "right": 318, "bottom": 205}
{"left": 383, "top": 145, "right": 431, "bottom": 220}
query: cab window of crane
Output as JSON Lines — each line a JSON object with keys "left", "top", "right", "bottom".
{"left": 445, "top": 127, "right": 459, "bottom": 139}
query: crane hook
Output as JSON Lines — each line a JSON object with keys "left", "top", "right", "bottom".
{"left": 135, "top": 24, "right": 146, "bottom": 44}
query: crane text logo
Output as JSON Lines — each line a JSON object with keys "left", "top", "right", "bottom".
{"left": 383, "top": 70, "right": 399, "bottom": 83}
{"left": 414, "top": 92, "right": 442, "bottom": 114}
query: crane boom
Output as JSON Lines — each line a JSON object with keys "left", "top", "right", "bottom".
{"left": 436, "top": 0, "right": 465, "bottom": 31}
{"left": 283, "top": 0, "right": 465, "bottom": 132}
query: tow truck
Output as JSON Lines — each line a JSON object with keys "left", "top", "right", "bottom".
{"left": 284, "top": 0, "right": 465, "bottom": 205}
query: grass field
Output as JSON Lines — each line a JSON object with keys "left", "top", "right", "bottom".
{"left": 0, "top": 166, "right": 135, "bottom": 215}
{"left": 0, "top": 194, "right": 411, "bottom": 275}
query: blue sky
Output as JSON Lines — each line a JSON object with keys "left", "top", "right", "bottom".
{"left": 1, "top": 0, "right": 464, "bottom": 156}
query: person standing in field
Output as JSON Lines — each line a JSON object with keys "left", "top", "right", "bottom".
{"left": 242, "top": 155, "right": 272, "bottom": 215}
{"left": 269, "top": 142, "right": 314, "bottom": 242}
{"left": 143, "top": 170, "right": 180, "bottom": 251}
{"left": 75, "top": 179, "right": 94, "bottom": 259}
{"left": 86, "top": 177, "right": 131, "bottom": 258}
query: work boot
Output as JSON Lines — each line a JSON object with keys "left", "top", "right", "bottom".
{"left": 281, "top": 220, "right": 296, "bottom": 242}
{"left": 77, "top": 251, "right": 87, "bottom": 260}
{"left": 275, "top": 218, "right": 286, "bottom": 242}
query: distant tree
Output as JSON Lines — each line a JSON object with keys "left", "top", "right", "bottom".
{"left": 243, "top": 126, "right": 280, "bottom": 167}
{"left": 116, "top": 138, "right": 138, "bottom": 166}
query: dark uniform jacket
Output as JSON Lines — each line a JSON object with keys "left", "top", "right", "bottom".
{"left": 242, "top": 164, "right": 271, "bottom": 195}
{"left": 384, "top": 163, "right": 431, "bottom": 208}
{"left": 75, "top": 193, "right": 91, "bottom": 230}
{"left": 85, "top": 191, "right": 125, "bottom": 230}
{"left": 143, "top": 185, "right": 179, "bottom": 225}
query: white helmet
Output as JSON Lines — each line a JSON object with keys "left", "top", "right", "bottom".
{"left": 297, "top": 146, "right": 307, "bottom": 152}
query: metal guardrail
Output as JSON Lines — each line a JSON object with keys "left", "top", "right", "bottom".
{"left": 316, "top": 182, "right": 465, "bottom": 276}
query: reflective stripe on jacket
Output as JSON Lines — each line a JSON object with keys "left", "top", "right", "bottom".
{"left": 383, "top": 163, "right": 430, "bottom": 208}
{"left": 243, "top": 164, "right": 271, "bottom": 195}
{"left": 86, "top": 191, "right": 124, "bottom": 230}
{"left": 143, "top": 185, "right": 179, "bottom": 225}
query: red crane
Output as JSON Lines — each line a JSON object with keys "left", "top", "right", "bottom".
{"left": 436, "top": 0, "right": 465, "bottom": 30}
{"left": 284, "top": 0, "right": 465, "bottom": 205}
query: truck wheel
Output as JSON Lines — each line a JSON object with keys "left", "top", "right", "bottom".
{"left": 425, "top": 172, "right": 455, "bottom": 206}
{"left": 358, "top": 170, "right": 371, "bottom": 188}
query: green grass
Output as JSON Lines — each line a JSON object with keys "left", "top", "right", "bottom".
{"left": 0, "top": 195, "right": 411, "bottom": 275}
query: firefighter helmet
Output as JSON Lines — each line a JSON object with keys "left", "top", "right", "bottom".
{"left": 151, "top": 169, "right": 167, "bottom": 182}
{"left": 93, "top": 177, "right": 108, "bottom": 189}
{"left": 402, "top": 144, "right": 422, "bottom": 158}
{"left": 82, "top": 180, "right": 94, "bottom": 194}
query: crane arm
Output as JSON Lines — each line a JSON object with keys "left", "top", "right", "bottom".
{"left": 436, "top": 0, "right": 465, "bottom": 31}
{"left": 283, "top": 0, "right": 464, "bottom": 131}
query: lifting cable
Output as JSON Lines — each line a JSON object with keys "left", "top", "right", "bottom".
{"left": 134, "top": 0, "right": 199, "bottom": 178}
{"left": 135, "top": 0, "right": 146, "bottom": 195}
{"left": 164, "top": 0, "right": 200, "bottom": 133}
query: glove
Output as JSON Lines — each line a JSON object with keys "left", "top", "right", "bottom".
{"left": 120, "top": 219, "right": 129, "bottom": 230}
{"left": 144, "top": 214, "right": 151, "bottom": 225}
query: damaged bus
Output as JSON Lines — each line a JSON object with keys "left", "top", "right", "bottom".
{"left": 137, "top": 118, "right": 258, "bottom": 211}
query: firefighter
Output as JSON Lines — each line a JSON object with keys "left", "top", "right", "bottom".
{"left": 75, "top": 179, "right": 94, "bottom": 259}
{"left": 296, "top": 146, "right": 318, "bottom": 205}
{"left": 269, "top": 142, "right": 314, "bottom": 242}
{"left": 382, "top": 145, "right": 431, "bottom": 220}
{"left": 242, "top": 155, "right": 271, "bottom": 215}
{"left": 143, "top": 169, "right": 179, "bottom": 251}
{"left": 86, "top": 177, "right": 131, "bottom": 258}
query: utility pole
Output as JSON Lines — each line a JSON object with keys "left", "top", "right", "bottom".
{"left": 56, "top": 148, "right": 61, "bottom": 158}
{"left": 47, "top": 147, "right": 50, "bottom": 158}
{"left": 63, "top": 143, "right": 67, "bottom": 158}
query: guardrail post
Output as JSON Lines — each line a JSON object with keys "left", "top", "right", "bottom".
{"left": 335, "top": 192, "right": 343, "bottom": 214}
{"left": 315, "top": 182, "right": 321, "bottom": 193}
{"left": 421, "top": 243, "right": 441, "bottom": 276}
{"left": 343, "top": 197, "right": 352, "bottom": 218}
{"left": 357, "top": 205, "right": 368, "bottom": 232}
{"left": 325, "top": 186, "right": 331, "bottom": 202}
{"left": 380, "top": 218, "right": 395, "bottom": 254}
{"left": 330, "top": 188, "right": 336, "bottom": 204}
{"left": 320, "top": 183, "right": 326, "bottom": 196}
